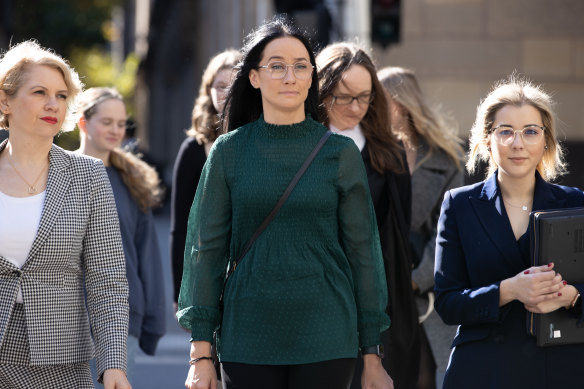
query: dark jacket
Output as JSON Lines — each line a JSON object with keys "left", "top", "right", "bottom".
{"left": 351, "top": 144, "right": 420, "bottom": 389}
{"left": 106, "top": 167, "right": 166, "bottom": 355}
{"left": 435, "top": 171, "right": 584, "bottom": 388}
{"left": 170, "top": 137, "right": 207, "bottom": 302}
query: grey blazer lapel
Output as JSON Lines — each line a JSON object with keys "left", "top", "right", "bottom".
{"left": 411, "top": 144, "right": 457, "bottom": 230}
{"left": 0, "top": 140, "right": 16, "bottom": 270}
{"left": 24, "top": 145, "right": 72, "bottom": 267}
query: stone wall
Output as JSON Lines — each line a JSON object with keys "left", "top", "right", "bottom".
{"left": 372, "top": 0, "right": 584, "bottom": 186}
{"left": 374, "top": 0, "right": 584, "bottom": 142}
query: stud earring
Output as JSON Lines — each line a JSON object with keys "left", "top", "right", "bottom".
{"left": 544, "top": 144, "right": 548, "bottom": 150}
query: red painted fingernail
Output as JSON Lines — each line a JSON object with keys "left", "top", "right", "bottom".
{"left": 558, "top": 292, "right": 562, "bottom": 296}
{"left": 524, "top": 270, "right": 530, "bottom": 274}
{"left": 548, "top": 263, "right": 553, "bottom": 267}
{"left": 563, "top": 281, "right": 567, "bottom": 285}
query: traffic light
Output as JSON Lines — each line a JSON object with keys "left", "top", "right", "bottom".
{"left": 371, "top": 0, "right": 401, "bottom": 47}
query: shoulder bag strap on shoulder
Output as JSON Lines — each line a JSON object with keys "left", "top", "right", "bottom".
{"left": 227, "top": 130, "right": 332, "bottom": 277}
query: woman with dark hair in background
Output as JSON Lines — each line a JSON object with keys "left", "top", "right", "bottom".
{"left": 170, "top": 49, "right": 241, "bottom": 310}
{"left": 177, "top": 18, "right": 393, "bottom": 389}
{"left": 76, "top": 87, "right": 167, "bottom": 385}
{"left": 317, "top": 42, "right": 419, "bottom": 389}
{"left": 378, "top": 66, "right": 464, "bottom": 388}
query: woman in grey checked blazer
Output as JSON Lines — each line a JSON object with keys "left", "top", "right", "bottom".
{"left": 0, "top": 41, "right": 131, "bottom": 388}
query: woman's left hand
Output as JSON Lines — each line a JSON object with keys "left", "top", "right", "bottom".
{"left": 524, "top": 285, "right": 577, "bottom": 313}
{"left": 361, "top": 354, "right": 394, "bottom": 389}
{"left": 103, "top": 368, "right": 132, "bottom": 389}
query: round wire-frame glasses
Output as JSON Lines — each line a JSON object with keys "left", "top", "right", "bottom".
{"left": 491, "top": 124, "right": 545, "bottom": 146}
{"left": 257, "top": 61, "right": 314, "bottom": 80}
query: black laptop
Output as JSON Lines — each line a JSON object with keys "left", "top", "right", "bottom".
{"left": 529, "top": 207, "right": 584, "bottom": 346}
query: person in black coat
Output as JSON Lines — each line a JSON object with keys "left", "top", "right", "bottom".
{"left": 170, "top": 49, "right": 241, "bottom": 308}
{"left": 317, "top": 42, "right": 421, "bottom": 389}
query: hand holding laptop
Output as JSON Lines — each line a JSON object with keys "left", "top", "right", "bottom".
{"left": 500, "top": 263, "right": 564, "bottom": 308}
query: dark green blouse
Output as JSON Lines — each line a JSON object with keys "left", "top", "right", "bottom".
{"left": 177, "top": 115, "right": 390, "bottom": 364}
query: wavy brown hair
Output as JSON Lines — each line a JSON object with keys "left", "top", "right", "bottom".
{"left": 78, "top": 87, "right": 163, "bottom": 212}
{"left": 378, "top": 66, "right": 464, "bottom": 171}
{"left": 317, "top": 42, "right": 405, "bottom": 174}
{"left": 186, "top": 49, "right": 241, "bottom": 144}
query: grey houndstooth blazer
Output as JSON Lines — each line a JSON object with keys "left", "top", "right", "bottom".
{"left": 0, "top": 140, "right": 129, "bottom": 378}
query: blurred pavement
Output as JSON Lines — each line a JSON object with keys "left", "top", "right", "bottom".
{"left": 128, "top": 210, "right": 193, "bottom": 389}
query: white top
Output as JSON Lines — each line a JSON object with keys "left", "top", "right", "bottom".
{"left": 329, "top": 124, "right": 366, "bottom": 151}
{"left": 0, "top": 190, "right": 46, "bottom": 303}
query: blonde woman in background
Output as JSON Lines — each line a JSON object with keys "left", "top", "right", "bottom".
{"left": 77, "top": 87, "right": 166, "bottom": 386}
{"left": 378, "top": 66, "right": 464, "bottom": 388}
{"left": 0, "top": 41, "right": 130, "bottom": 388}
{"left": 170, "top": 49, "right": 241, "bottom": 308}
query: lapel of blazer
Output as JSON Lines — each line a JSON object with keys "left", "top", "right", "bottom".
{"left": 532, "top": 171, "right": 566, "bottom": 212}
{"left": 411, "top": 141, "right": 456, "bottom": 230}
{"left": 24, "top": 144, "right": 72, "bottom": 269}
{"left": 470, "top": 171, "right": 522, "bottom": 267}
{"left": 0, "top": 140, "right": 17, "bottom": 270}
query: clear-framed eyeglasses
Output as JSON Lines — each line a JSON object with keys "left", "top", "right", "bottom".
{"left": 332, "top": 93, "right": 375, "bottom": 106}
{"left": 257, "top": 61, "right": 314, "bottom": 80}
{"left": 491, "top": 124, "right": 545, "bottom": 146}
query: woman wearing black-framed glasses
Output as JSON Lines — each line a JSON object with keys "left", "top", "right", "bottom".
{"left": 317, "top": 42, "right": 420, "bottom": 389}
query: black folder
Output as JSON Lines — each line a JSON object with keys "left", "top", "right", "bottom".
{"left": 529, "top": 207, "right": 584, "bottom": 346}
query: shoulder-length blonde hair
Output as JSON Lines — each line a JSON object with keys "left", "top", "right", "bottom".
{"left": 186, "top": 49, "right": 241, "bottom": 144}
{"left": 467, "top": 75, "right": 566, "bottom": 181}
{"left": 377, "top": 66, "right": 464, "bottom": 171}
{"left": 0, "top": 40, "right": 83, "bottom": 132}
{"left": 78, "top": 87, "right": 163, "bottom": 212}
{"left": 317, "top": 42, "right": 405, "bottom": 175}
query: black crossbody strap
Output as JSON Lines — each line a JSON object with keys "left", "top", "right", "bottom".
{"left": 227, "top": 130, "right": 332, "bottom": 277}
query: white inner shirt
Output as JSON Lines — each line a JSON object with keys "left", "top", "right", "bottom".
{"left": 0, "top": 190, "right": 46, "bottom": 303}
{"left": 329, "top": 124, "right": 366, "bottom": 151}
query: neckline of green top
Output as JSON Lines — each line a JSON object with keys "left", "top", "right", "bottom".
{"left": 257, "top": 113, "right": 318, "bottom": 139}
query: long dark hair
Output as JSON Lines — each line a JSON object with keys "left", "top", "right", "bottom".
{"left": 317, "top": 42, "right": 404, "bottom": 174}
{"left": 223, "top": 16, "right": 322, "bottom": 132}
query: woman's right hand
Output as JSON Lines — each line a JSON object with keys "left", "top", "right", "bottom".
{"left": 185, "top": 359, "right": 217, "bottom": 389}
{"left": 185, "top": 341, "right": 217, "bottom": 389}
{"left": 500, "top": 263, "right": 564, "bottom": 306}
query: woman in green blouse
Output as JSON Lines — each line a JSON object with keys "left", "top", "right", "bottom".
{"left": 177, "top": 16, "right": 393, "bottom": 389}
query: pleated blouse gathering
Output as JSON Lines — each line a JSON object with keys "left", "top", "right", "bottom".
{"left": 176, "top": 114, "right": 390, "bottom": 365}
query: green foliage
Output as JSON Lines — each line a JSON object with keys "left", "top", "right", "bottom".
{"left": 54, "top": 50, "right": 139, "bottom": 151}
{"left": 3, "top": 0, "right": 138, "bottom": 151}
{"left": 70, "top": 48, "right": 139, "bottom": 114}
{"left": 8, "top": 0, "right": 122, "bottom": 56}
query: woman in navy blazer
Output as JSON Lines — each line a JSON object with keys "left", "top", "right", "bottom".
{"left": 434, "top": 76, "right": 584, "bottom": 389}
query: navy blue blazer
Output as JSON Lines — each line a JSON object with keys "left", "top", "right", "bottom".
{"left": 434, "top": 171, "right": 584, "bottom": 389}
